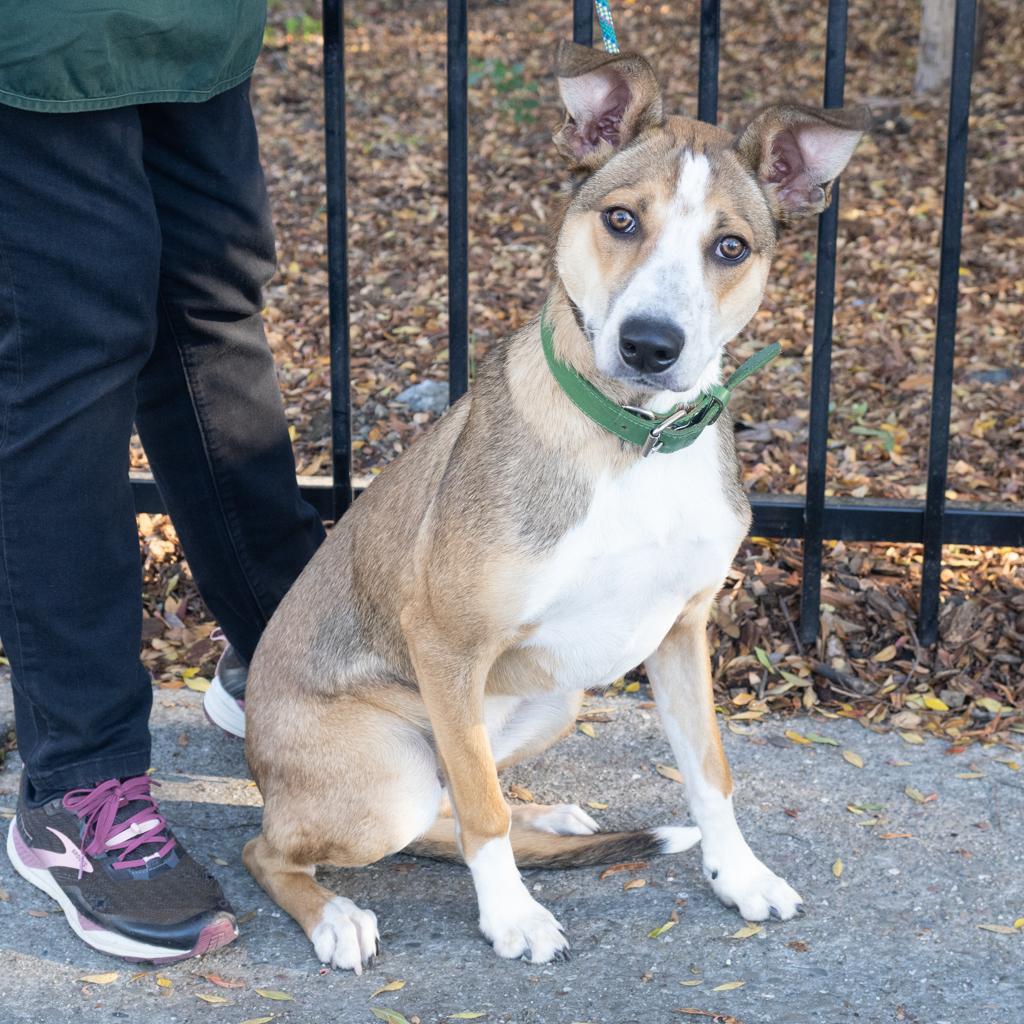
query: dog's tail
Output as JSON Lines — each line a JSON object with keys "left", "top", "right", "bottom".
{"left": 404, "top": 819, "right": 700, "bottom": 869}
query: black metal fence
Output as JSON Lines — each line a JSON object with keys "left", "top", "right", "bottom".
{"left": 132, "top": 0, "right": 1023, "bottom": 646}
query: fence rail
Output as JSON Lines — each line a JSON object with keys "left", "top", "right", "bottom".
{"left": 131, "top": 0, "right": 1024, "bottom": 644}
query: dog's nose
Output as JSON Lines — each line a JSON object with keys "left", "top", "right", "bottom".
{"left": 618, "top": 318, "right": 684, "bottom": 374}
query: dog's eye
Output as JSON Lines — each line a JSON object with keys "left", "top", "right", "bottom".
{"left": 715, "top": 235, "right": 749, "bottom": 262}
{"left": 603, "top": 207, "right": 638, "bottom": 236}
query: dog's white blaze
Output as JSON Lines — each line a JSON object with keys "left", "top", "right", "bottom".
{"left": 469, "top": 835, "right": 568, "bottom": 961}
{"left": 657, "top": 712, "right": 803, "bottom": 921}
{"left": 594, "top": 152, "right": 717, "bottom": 391}
{"left": 518, "top": 423, "right": 744, "bottom": 690}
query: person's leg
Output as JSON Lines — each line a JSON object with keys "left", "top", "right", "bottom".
{"left": 0, "top": 102, "right": 160, "bottom": 801}
{"left": 135, "top": 80, "right": 324, "bottom": 669}
{"left": 0, "top": 105, "right": 239, "bottom": 964}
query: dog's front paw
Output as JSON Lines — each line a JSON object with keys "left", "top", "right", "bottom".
{"left": 310, "top": 896, "right": 380, "bottom": 973}
{"left": 704, "top": 851, "right": 803, "bottom": 922}
{"left": 479, "top": 896, "right": 569, "bottom": 963}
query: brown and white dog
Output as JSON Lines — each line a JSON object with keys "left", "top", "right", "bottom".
{"left": 243, "top": 42, "right": 865, "bottom": 972}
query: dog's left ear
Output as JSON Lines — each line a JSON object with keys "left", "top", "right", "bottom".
{"left": 553, "top": 40, "right": 664, "bottom": 172}
{"left": 735, "top": 104, "right": 868, "bottom": 222}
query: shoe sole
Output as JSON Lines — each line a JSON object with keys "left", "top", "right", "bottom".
{"left": 203, "top": 674, "right": 246, "bottom": 739}
{"left": 6, "top": 817, "right": 238, "bottom": 964}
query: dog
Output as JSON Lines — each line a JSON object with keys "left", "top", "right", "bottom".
{"left": 242, "top": 41, "right": 865, "bottom": 972}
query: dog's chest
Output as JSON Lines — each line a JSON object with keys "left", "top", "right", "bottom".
{"left": 517, "top": 428, "right": 745, "bottom": 689}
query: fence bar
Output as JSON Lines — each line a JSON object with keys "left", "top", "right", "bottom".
{"left": 323, "top": 0, "right": 353, "bottom": 518}
{"left": 697, "top": 0, "right": 720, "bottom": 124}
{"left": 131, "top": 471, "right": 1024, "bottom": 547}
{"left": 573, "top": 0, "right": 594, "bottom": 45}
{"left": 918, "top": 0, "right": 977, "bottom": 644}
{"left": 447, "top": 0, "right": 470, "bottom": 402}
{"left": 798, "top": 0, "right": 849, "bottom": 646}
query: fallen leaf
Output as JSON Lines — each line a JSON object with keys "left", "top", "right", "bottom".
{"left": 578, "top": 722, "right": 597, "bottom": 739}
{"left": 79, "top": 972, "right": 119, "bottom": 985}
{"left": 923, "top": 695, "right": 949, "bottom": 711}
{"left": 879, "top": 832, "right": 913, "bottom": 839}
{"left": 712, "top": 980, "right": 745, "bottom": 991}
{"left": 873, "top": 644, "right": 898, "bottom": 662}
{"left": 586, "top": 800, "right": 609, "bottom": 810}
{"left": 832, "top": 859, "right": 844, "bottom": 878}
{"left": 599, "top": 861, "right": 648, "bottom": 880}
{"left": 448, "top": 1014, "right": 487, "bottom": 1020}
{"left": 678, "top": 979, "right": 703, "bottom": 986}
{"left": 805, "top": 732, "right": 839, "bottom": 746}
{"left": 905, "top": 786, "right": 927, "bottom": 804}
{"left": 977, "top": 923, "right": 1019, "bottom": 935}
{"left": 656, "top": 764, "right": 684, "bottom": 783}
{"left": 371, "top": 1011, "right": 412, "bottom": 1024}
{"left": 0, "top": 888, "right": 8, "bottom": 901}
{"left": 956, "top": 772, "right": 984, "bottom": 779}
{"left": 195, "top": 994, "right": 229, "bottom": 1005}
{"left": 256, "top": 989, "right": 293, "bottom": 1001}
{"left": 675, "top": 1012, "right": 742, "bottom": 1023}
{"left": 156, "top": 977, "right": 172, "bottom": 989}
{"left": 239, "top": 1018, "right": 275, "bottom": 1024}
{"left": 898, "top": 731, "right": 924, "bottom": 745}
{"left": 730, "top": 922, "right": 763, "bottom": 939}
{"left": 184, "top": 675, "right": 211, "bottom": 692}
{"left": 649, "top": 919, "right": 677, "bottom": 939}
{"left": 784, "top": 730, "right": 810, "bottom": 745}
{"left": 842, "top": 750, "right": 864, "bottom": 768}
{"left": 975, "top": 697, "right": 1004, "bottom": 714}
{"left": 624, "top": 878, "right": 646, "bottom": 890}
{"left": 371, "top": 980, "right": 406, "bottom": 998}
{"left": 1014, "top": 918, "right": 1024, "bottom": 930}
{"left": 27, "top": 909, "right": 48, "bottom": 918}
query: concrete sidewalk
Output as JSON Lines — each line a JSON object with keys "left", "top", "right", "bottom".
{"left": 1, "top": 672, "right": 1021, "bottom": 1024}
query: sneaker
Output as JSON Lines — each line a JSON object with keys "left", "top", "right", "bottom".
{"left": 203, "top": 644, "right": 247, "bottom": 739}
{"left": 6, "top": 774, "right": 237, "bottom": 963}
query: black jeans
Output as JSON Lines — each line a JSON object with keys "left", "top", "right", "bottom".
{"left": 0, "top": 81, "right": 325, "bottom": 799}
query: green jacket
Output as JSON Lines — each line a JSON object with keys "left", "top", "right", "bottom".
{"left": 0, "top": 1, "right": 266, "bottom": 113}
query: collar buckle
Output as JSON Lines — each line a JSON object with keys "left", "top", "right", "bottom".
{"left": 639, "top": 393, "right": 726, "bottom": 458}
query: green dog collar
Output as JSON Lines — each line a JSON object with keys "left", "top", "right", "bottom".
{"left": 541, "top": 305, "right": 780, "bottom": 457}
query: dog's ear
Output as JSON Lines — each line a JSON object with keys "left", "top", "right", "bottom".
{"left": 734, "top": 104, "right": 868, "bottom": 222}
{"left": 553, "top": 41, "right": 663, "bottom": 171}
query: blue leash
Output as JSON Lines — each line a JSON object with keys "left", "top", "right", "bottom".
{"left": 594, "top": 0, "right": 620, "bottom": 53}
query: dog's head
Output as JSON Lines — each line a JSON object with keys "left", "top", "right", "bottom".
{"left": 552, "top": 42, "right": 866, "bottom": 401}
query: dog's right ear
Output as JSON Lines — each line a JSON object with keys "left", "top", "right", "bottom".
{"left": 553, "top": 41, "right": 663, "bottom": 172}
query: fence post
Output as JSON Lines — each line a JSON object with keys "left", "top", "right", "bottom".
{"left": 798, "top": 0, "right": 849, "bottom": 646}
{"left": 323, "top": 0, "right": 353, "bottom": 518}
{"left": 447, "top": 0, "right": 470, "bottom": 403}
{"left": 697, "top": 0, "right": 720, "bottom": 124}
{"left": 918, "top": 0, "right": 977, "bottom": 644}
{"left": 573, "top": 0, "right": 594, "bottom": 45}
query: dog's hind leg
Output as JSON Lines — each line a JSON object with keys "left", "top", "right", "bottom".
{"left": 245, "top": 694, "right": 443, "bottom": 972}
{"left": 243, "top": 834, "right": 380, "bottom": 973}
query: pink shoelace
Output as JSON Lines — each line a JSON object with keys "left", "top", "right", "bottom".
{"left": 62, "top": 776, "right": 175, "bottom": 872}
